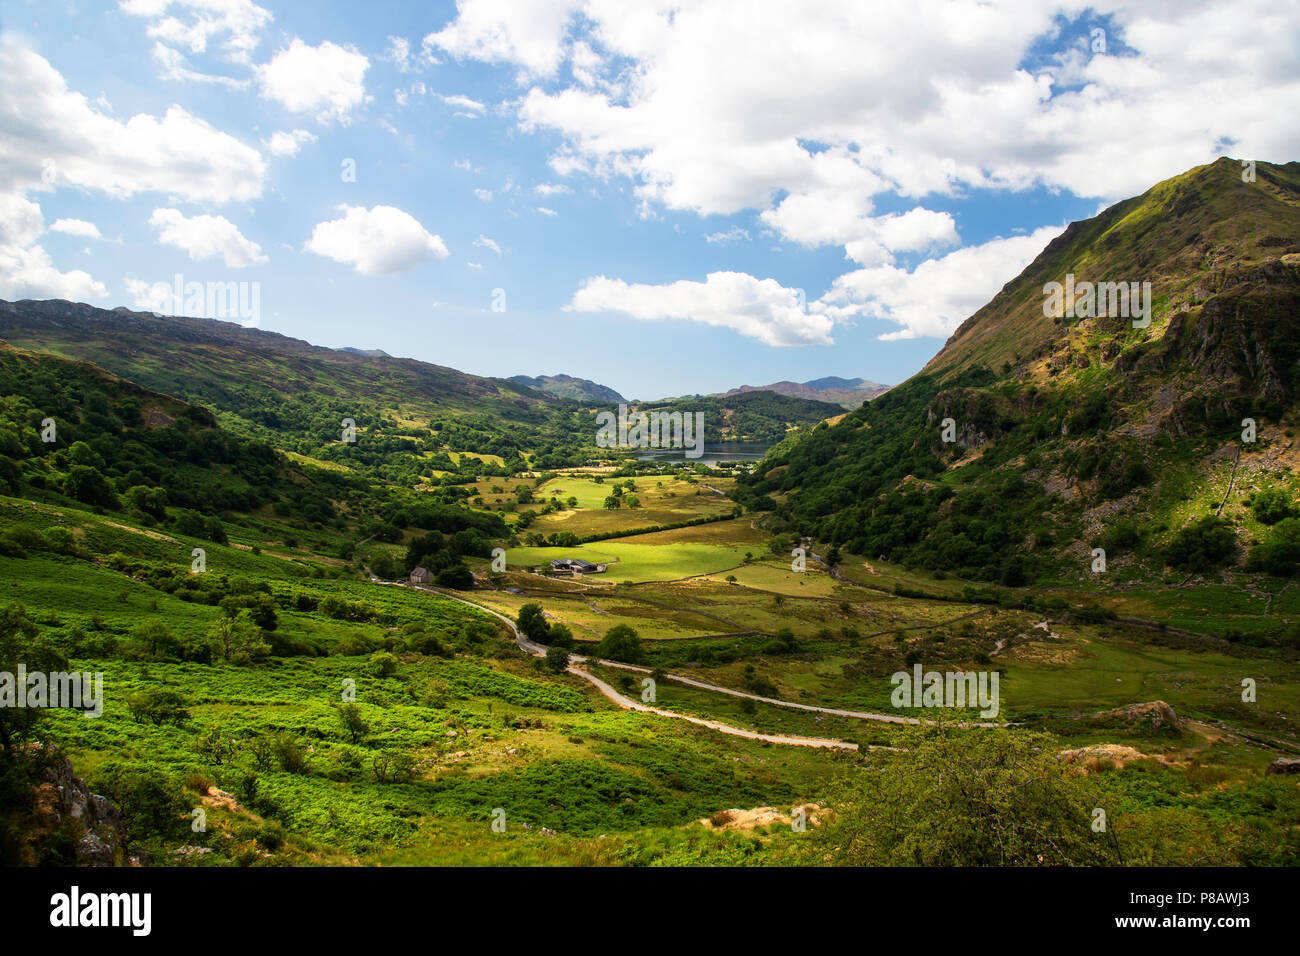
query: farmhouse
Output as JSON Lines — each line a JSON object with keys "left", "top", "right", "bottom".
{"left": 410, "top": 566, "right": 433, "bottom": 584}
{"left": 549, "top": 558, "right": 604, "bottom": 575}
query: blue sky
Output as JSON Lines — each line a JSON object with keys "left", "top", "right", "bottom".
{"left": 2, "top": 1, "right": 1296, "bottom": 400}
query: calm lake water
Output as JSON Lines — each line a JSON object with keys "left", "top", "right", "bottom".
{"left": 637, "top": 441, "right": 772, "bottom": 466}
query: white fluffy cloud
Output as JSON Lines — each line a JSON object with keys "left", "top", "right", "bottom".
{"left": 120, "top": 0, "right": 272, "bottom": 63}
{"left": 304, "top": 204, "right": 449, "bottom": 275}
{"left": 817, "top": 225, "right": 1064, "bottom": 340}
{"left": 265, "top": 128, "right": 317, "bottom": 156}
{"left": 490, "top": 0, "right": 1299, "bottom": 211}
{"left": 704, "top": 226, "right": 750, "bottom": 245}
{"left": 474, "top": 234, "right": 502, "bottom": 254}
{"left": 384, "top": 35, "right": 412, "bottom": 72}
{"left": 150, "top": 41, "right": 249, "bottom": 87}
{"left": 568, "top": 271, "right": 834, "bottom": 346}
{"left": 49, "top": 219, "right": 103, "bottom": 239}
{"left": 258, "top": 39, "right": 369, "bottom": 122}
{"left": 1, "top": 40, "right": 265, "bottom": 204}
{"left": 441, "top": 93, "right": 486, "bottom": 113}
{"left": 148, "top": 207, "right": 267, "bottom": 267}
{"left": 0, "top": 195, "right": 108, "bottom": 300}
{"left": 425, "top": 0, "right": 578, "bottom": 77}
{"left": 432, "top": 0, "right": 1300, "bottom": 338}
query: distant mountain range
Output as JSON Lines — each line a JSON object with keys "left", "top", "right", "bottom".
{"left": 508, "top": 373, "right": 626, "bottom": 403}
{"left": 717, "top": 377, "right": 891, "bottom": 409}
{"left": 508, "top": 372, "right": 892, "bottom": 409}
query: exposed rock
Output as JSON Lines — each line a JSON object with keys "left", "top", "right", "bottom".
{"left": 1058, "top": 744, "right": 1151, "bottom": 769}
{"left": 1265, "top": 757, "right": 1300, "bottom": 776}
{"left": 201, "top": 787, "right": 241, "bottom": 813}
{"left": 34, "top": 749, "right": 129, "bottom": 866}
{"left": 1084, "top": 700, "right": 1184, "bottom": 733}
{"left": 699, "top": 803, "right": 824, "bottom": 831}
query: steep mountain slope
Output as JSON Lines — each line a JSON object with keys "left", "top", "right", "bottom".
{"left": 739, "top": 158, "right": 1300, "bottom": 588}
{"left": 928, "top": 157, "right": 1300, "bottom": 381}
{"left": 509, "top": 373, "right": 626, "bottom": 403}
{"left": 0, "top": 340, "right": 347, "bottom": 527}
{"left": 718, "top": 377, "right": 890, "bottom": 409}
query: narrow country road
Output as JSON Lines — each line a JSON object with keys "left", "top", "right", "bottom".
{"left": 374, "top": 575, "right": 866, "bottom": 748}
{"left": 377, "top": 576, "right": 1007, "bottom": 746}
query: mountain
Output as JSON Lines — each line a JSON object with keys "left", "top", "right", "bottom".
{"left": 0, "top": 301, "right": 839, "bottom": 471}
{"left": 0, "top": 339, "right": 325, "bottom": 523}
{"left": 339, "top": 347, "right": 391, "bottom": 358}
{"left": 0, "top": 299, "right": 597, "bottom": 474}
{"left": 508, "top": 373, "right": 626, "bottom": 403}
{"left": 802, "top": 376, "right": 883, "bottom": 391}
{"left": 718, "top": 377, "right": 890, "bottom": 409}
{"left": 738, "top": 157, "right": 1300, "bottom": 584}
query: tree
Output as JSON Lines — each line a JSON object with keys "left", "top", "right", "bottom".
{"left": 126, "top": 689, "right": 191, "bottom": 726}
{"left": 337, "top": 703, "right": 370, "bottom": 744}
{"left": 246, "top": 593, "right": 278, "bottom": 632}
{"left": 64, "top": 465, "right": 118, "bottom": 509}
{"left": 272, "top": 732, "right": 309, "bottom": 774}
{"left": 1252, "top": 488, "right": 1294, "bottom": 526}
{"left": 207, "top": 611, "right": 270, "bottom": 664}
{"left": 195, "top": 725, "right": 236, "bottom": 764}
{"left": 0, "top": 604, "right": 55, "bottom": 755}
{"left": 596, "top": 624, "right": 644, "bottom": 664}
{"left": 1165, "top": 516, "right": 1236, "bottom": 572}
{"left": 369, "top": 549, "right": 399, "bottom": 580}
{"left": 124, "top": 485, "right": 168, "bottom": 522}
{"left": 133, "top": 622, "right": 178, "bottom": 660}
{"left": 366, "top": 651, "right": 399, "bottom": 678}
{"left": 1246, "top": 516, "right": 1300, "bottom": 576}
{"left": 435, "top": 563, "right": 475, "bottom": 590}
{"left": 545, "top": 645, "right": 571, "bottom": 673}
{"left": 373, "top": 750, "right": 415, "bottom": 784}
{"left": 516, "top": 604, "right": 550, "bottom": 643}
{"left": 546, "top": 623, "right": 575, "bottom": 648}
{"left": 809, "top": 726, "right": 1117, "bottom": 866}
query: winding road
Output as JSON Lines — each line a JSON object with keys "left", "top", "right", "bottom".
{"left": 379, "top": 576, "right": 1006, "bottom": 751}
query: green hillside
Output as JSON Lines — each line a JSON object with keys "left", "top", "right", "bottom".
{"left": 739, "top": 159, "right": 1300, "bottom": 602}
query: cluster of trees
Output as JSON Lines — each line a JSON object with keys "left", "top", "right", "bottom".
{"left": 0, "top": 350, "right": 356, "bottom": 532}
{"left": 739, "top": 360, "right": 1300, "bottom": 584}
{"left": 515, "top": 604, "right": 647, "bottom": 665}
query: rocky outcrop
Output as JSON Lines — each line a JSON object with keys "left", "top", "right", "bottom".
{"left": 1265, "top": 757, "right": 1300, "bottom": 776}
{"left": 1083, "top": 700, "right": 1184, "bottom": 734}
{"left": 33, "top": 751, "right": 132, "bottom": 866}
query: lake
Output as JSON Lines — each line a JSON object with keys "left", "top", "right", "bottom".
{"left": 637, "top": 441, "right": 773, "bottom": 466}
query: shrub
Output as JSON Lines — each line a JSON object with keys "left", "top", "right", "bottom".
{"left": 1165, "top": 516, "right": 1236, "bottom": 572}
{"left": 1252, "top": 488, "right": 1294, "bottom": 526}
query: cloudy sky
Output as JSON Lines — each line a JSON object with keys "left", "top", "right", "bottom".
{"left": 2, "top": 1, "right": 1296, "bottom": 399}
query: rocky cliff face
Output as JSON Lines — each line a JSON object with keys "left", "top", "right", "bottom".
{"left": 30, "top": 750, "right": 135, "bottom": 866}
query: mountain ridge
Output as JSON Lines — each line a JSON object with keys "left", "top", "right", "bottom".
{"left": 717, "top": 378, "right": 890, "bottom": 409}
{"left": 738, "top": 157, "right": 1300, "bottom": 584}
